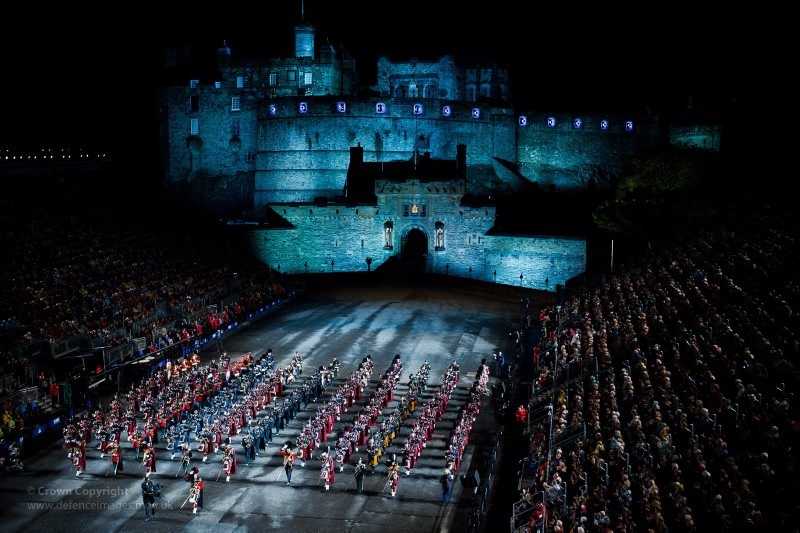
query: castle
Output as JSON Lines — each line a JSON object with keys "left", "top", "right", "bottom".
{"left": 157, "top": 18, "right": 718, "bottom": 290}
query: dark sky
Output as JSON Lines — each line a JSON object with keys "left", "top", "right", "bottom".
{"left": 2, "top": 2, "right": 753, "bottom": 144}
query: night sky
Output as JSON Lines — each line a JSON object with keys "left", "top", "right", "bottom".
{"left": 2, "top": 2, "right": 758, "bottom": 173}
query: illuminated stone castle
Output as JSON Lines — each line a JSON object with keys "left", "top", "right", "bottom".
{"left": 157, "top": 20, "right": 717, "bottom": 288}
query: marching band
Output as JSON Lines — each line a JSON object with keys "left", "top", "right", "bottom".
{"left": 55, "top": 347, "right": 493, "bottom": 521}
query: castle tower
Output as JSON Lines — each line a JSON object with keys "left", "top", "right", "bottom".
{"left": 295, "top": 23, "right": 314, "bottom": 60}
{"left": 217, "top": 40, "right": 231, "bottom": 71}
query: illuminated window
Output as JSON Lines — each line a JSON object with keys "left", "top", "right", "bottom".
{"left": 189, "top": 79, "right": 198, "bottom": 89}
{"left": 375, "top": 102, "right": 386, "bottom": 114}
{"left": 214, "top": 81, "right": 221, "bottom": 89}
{"left": 231, "top": 97, "right": 241, "bottom": 112}
{"left": 518, "top": 115, "right": 528, "bottom": 127}
{"left": 304, "top": 72, "right": 313, "bottom": 86}
{"left": 547, "top": 117, "right": 556, "bottom": 128}
{"left": 269, "top": 73, "right": 277, "bottom": 86}
{"left": 383, "top": 221, "right": 394, "bottom": 249}
{"left": 435, "top": 221, "right": 445, "bottom": 251}
{"left": 190, "top": 119, "right": 199, "bottom": 136}
{"left": 236, "top": 76, "right": 244, "bottom": 88}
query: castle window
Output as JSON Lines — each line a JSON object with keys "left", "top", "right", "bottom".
{"left": 383, "top": 221, "right": 394, "bottom": 250}
{"left": 231, "top": 97, "right": 241, "bottom": 112}
{"left": 189, "top": 79, "right": 198, "bottom": 89}
{"left": 236, "top": 76, "right": 245, "bottom": 88}
{"left": 214, "top": 81, "right": 221, "bottom": 89}
{"left": 231, "top": 119, "right": 240, "bottom": 137}
{"left": 190, "top": 95, "right": 199, "bottom": 112}
{"left": 467, "top": 86, "right": 476, "bottom": 102}
{"left": 480, "top": 84, "right": 491, "bottom": 98}
{"left": 269, "top": 72, "right": 277, "bottom": 86}
{"left": 190, "top": 119, "right": 199, "bottom": 136}
{"left": 288, "top": 70, "right": 297, "bottom": 82}
{"left": 435, "top": 222, "right": 445, "bottom": 251}
{"left": 246, "top": 152, "right": 256, "bottom": 163}
{"left": 303, "top": 72, "right": 313, "bottom": 86}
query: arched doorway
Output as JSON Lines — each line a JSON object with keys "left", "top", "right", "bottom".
{"left": 401, "top": 227, "right": 428, "bottom": 272}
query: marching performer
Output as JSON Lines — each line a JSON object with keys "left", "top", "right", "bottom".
{"left": 72, "top": 439, "right": 87, "bottom": 477}
{"left": 366, "top": 438, "right": 379, "bottom": 473}
{"left": 190, "top": 476, "right": 204, "bottom": 514}
{"left": 320, "top": 451, "right": 335, "bottom": 492}
{"left": 199, "top": 434, "right": 212, "bottom": 463}
{"left": 279, "top": 442, "right": 296, "bottom": 485}
{"left": 222, "top": 444, "right": 236, "bottom": 482}
{"left": 110, "top": 441, "right": 124, "bottom": 476}
{"left": 387, "top": 458, "right": 400, "bottom": 497}
{"left": 142, "top": 444, "right": 157, "bottom": 475}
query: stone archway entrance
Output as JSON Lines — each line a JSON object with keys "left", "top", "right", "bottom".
{"left": 400, "top": 227, "right": 428, "bottom": 272}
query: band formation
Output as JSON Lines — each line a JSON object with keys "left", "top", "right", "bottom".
{"left": 60, "top": 348, "right": 492, "bottom": 520}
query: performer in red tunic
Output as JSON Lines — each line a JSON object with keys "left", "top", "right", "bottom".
{"left": 320, "top": 451, "right": 335, "bottom": 492}
{"left": 222, "top": 444, "right": 237, "bottom": 482}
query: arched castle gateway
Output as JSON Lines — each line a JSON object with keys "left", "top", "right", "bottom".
{"left": 247, "top": 145, "right": 587, "bottom": 290}
{"left": 159, "top": 16, "right": 717, "bottom": 289}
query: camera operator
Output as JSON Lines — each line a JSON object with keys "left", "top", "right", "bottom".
{"left": 141, "top": 474, "right": 157, "bottom": 522}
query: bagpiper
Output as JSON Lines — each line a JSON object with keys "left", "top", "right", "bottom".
{"left": 221, "top": 444, "right": 236, "bottom": 482}
{"left": 72, "top": 439, "right": 87, "bottom": 477}
{"left": 320, "top": 451, "right": 335, "bottom": 492}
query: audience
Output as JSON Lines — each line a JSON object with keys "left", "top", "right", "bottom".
{"left": 517, "top": 201, "right": 799, "bottom": 532}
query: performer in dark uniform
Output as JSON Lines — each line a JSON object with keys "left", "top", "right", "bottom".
{"left": 354, "top": 457, "right": 366, "bottom": 493}
{"left": 141, "top": 474, "right": 156, "bottom": 522}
